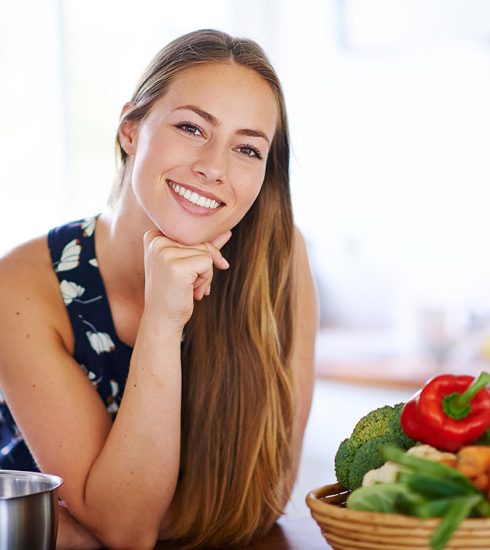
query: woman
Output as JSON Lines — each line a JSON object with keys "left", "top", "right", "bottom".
{"left": 0, "top": 29, "right": 317, "bottom": 549}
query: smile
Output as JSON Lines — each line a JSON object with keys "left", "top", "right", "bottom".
{"left": 167, "top": 180, "right": 222, "bottom": 210}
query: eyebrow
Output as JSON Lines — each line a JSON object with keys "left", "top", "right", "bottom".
{"left": 174, "top": 104, "right": 271, "bottom": 145}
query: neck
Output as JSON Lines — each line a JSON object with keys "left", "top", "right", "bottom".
{"left": 96, "top": 182, "right": 156, "bottom": 309}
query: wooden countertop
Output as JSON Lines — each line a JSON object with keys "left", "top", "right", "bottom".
{"left": 155, "top": 514, "right": 327, "bottom": 549}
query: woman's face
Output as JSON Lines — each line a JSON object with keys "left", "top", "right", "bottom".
{"left": 121, "top": 62, "right": 278, "bottom": 245}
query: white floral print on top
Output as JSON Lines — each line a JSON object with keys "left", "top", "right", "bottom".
{"left": 86, "top": 330, "right": 116, "bottom": 355}
{"left": 60, "top": 280, "right": 85, "bottom": 305}
{"left": 107, "top": 380, "right": 120, "bottom": 414}
{"left": 81, "top": 218, "right": 96, "bottom": 237}
{"left": 55, "top": 239, "right": 82, "bottom": 272}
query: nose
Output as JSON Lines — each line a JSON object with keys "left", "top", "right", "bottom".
{"left": 191, "top": 140, "right": 226, "bottom": 183}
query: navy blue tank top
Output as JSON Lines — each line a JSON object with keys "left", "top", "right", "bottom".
{"left": 0, "top": 216, "right": 133, "bottom": 470}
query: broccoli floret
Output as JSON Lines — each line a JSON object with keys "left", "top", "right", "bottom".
{"left": 335, "top": 403, "right": 417, "bottom": 490}
{"left": 335, "top": 438, "right": 356, "bottom": 489}
{"left": 348, "top": 436, "right": 391, "bottom": 490}
{"left": 389, "top": 403, "right": 417, "bottom": 449}
{"left": 350, "top": 405, "right": 396, "bottom": 448}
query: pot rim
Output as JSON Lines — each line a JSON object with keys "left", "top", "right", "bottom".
{"left": 0, "top": 469, "right": 63, "bottom": 500}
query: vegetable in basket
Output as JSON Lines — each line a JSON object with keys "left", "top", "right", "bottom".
{"left": 347, "top": 445, "right": 489, "bottom": 550}
{"left": 401, "top": 371, "right": 490, "bottom": 452}
{"left": 330, "top": 372, "right": 490, "bottom": 549}
{"left": 334, "top": 402, "right": 416, "bottom": 490}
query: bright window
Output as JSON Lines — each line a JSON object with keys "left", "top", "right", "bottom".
{"left": 3, "top": 0, "right": 490, "bottom": 381}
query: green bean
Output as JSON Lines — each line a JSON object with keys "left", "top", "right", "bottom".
{"left": 431, "top": 495, "right": 482, "bottom": 550}
{"left": 418, "top": 495, "right": 482, "bottom": 519}
{"left": 398, "top": 472, "right": 480, "bottom": 498}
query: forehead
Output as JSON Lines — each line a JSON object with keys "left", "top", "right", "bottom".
{"left": 155, "top": 62, "right": 278, "bottom": 137}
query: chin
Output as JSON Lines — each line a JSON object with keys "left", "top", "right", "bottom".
{"left": 157, "top": 224, "right": 215, "bottom": 247}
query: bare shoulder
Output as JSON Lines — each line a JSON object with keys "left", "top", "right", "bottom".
{"left": 0, "top": 237, "right": 53, "bottom": 312}
{"left": 1, "top": 236, "right": 53, "bottom": 289}
{"left": 291, "top": 226, "right": 319, "bottom": 334}
{"left": 290, "top": 225, "right": 318, "bottom": 405}
{"left": 292, "top": 225, "right": 308, "bottom": 259}
{"left": 0, "top": 236, "right": 72, "bottom": 355}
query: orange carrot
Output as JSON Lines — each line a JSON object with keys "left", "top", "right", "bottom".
{"left": 456, "top": 446, "right": 490, "bottom": 478}
{"left": 472, "top": 472, "right": 490, "bottom": 492}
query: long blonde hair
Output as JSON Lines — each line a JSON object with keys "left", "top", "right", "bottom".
{"left": 114, "top": 30, "right": 295, "bottom": 548}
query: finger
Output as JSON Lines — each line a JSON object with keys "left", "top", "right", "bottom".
{"left": 143, "top": 229, "right": 164, "bottom": 250}
{"left": 193, "top": 278, "right": 209, "bottom": 301}
{"left": 193, "top": 272, "right": 212, "bottom": 291}
{"left": 144, "top": 230, "right": 194, "bottom": 252}
{"left": 192, "top": 264, "right": 214, "bottom": 299}
{"left": 204, "top": 241, "right": 230, "bottom": 270}
{"left": 210, "top": 230, "right": 232, "bottom": 250}
{"left": 193, "top": 278, "right": 211, "bottom": 300}
{"left": 194, "top": 286, "right": 207, "bottom": 301}
{"left": 179, "top": 254, "right": 214, "bottom": 286}
{"left": 194, "top": 284, "right": 211, "bottom": 301}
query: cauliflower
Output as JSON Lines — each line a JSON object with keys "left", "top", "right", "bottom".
{"left": 406, "top": 444, "right": 456, "bottom": 462}
{"left": 361, "top": 444, "right": 456, "bottom": 487}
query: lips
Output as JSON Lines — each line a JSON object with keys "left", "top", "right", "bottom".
{"left": 166, "top": 179, "right": 225, "bottom": 207}
{"left": 166, "top": 179, "right": 225, "bottom": 217}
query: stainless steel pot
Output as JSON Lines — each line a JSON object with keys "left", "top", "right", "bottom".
{"left": 0, "top": 469, "right": 63, "bottom": 550}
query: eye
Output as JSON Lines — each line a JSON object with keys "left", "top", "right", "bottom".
{"left": 237, "top": 144, "right": 263, "bottom": 160}
{"left": 175, "top": 122, "right": 204, "bottom": 137}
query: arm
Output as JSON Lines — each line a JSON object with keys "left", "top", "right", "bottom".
{"left": 283, "top": 228, "right": 319, "bottom": 503}
{"left": 0, "top": 231, "right": 230, "bottom": 549}
{"left": 56, "top": 504, "right": 102, "bottom": 550}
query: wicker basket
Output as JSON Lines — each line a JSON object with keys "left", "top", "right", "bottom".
{"left": 306, "top": 483, "right": 490, "bottom": 549}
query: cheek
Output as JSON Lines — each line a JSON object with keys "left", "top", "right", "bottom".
{"left": 130, "top": 157, "right": 157, "bottom": 201}
{"left": 232, "top": 173, "right": 265, "bottom": 217}
{"left": 130, "top": 134, "right": 178, "bottom": 192}
{"left": 133, "top": 129, "right": 184, "bottom": 173}
{"left": 242, "top": 170, "right": 266, "bottom": 204}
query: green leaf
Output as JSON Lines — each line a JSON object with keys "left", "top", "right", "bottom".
{"left": 347, "top": 483, "right": 407, "bottom": 513}
{"left": 430, "top": 495, "right": 482, "bottom": 550}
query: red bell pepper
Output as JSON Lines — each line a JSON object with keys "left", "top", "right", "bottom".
{"left": 400, "top": 372, "right": 490, "bottom": 452}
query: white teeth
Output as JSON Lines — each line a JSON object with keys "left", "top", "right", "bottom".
{"left": 168, "top": 181, "right": 221, "bottom": 209}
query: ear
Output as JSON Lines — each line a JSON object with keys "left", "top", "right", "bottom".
{"left": 118, "top": 102, "right": 139, "bottom": 156}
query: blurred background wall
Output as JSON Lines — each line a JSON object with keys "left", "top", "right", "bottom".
{"left": 3, "top": 0, "right": 490, "bottom": 384}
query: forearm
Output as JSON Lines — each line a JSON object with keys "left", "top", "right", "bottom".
{"left": 78, "top": 317, "right": 183, "bottom": 546}
{"left": 56, "top": 504, "right": 102, "bottom": 550}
